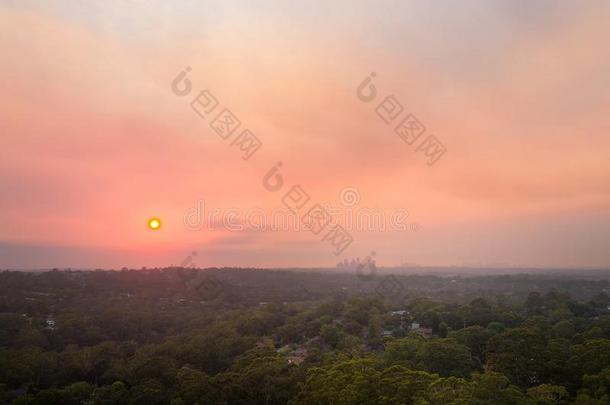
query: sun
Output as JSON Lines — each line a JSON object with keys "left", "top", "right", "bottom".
{"left": 147, "top": 217, "right": 162, "bottom": 230}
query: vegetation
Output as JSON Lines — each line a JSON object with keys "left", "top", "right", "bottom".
{"left": 1, "top": 268, "right": 610, "bottom": 404}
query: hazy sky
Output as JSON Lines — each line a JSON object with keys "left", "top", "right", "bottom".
{"left": 1, "top": 0, "right": 609, "bottom": 269}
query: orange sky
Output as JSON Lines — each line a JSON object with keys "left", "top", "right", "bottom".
{"left": 1, "top": 0, "right": 609, "bottom": 269}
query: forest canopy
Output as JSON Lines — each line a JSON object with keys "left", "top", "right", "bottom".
{"left": 1, "top": 268, "right": 610, "bottom": 404}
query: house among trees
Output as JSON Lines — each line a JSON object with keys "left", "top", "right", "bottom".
{"left": 409, "top": 321, "right": 433, "bottom": 338}
{"left": 287, "top": 348, "right": 308, "bottom": 365}
{"left": 45, "top": 317, "right": 56, "bottom": 330}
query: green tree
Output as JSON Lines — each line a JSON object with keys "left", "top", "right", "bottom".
{"left": 368, "top": 308, "right": 383, "bottom": 347}
{"left": 486, "top": 327, "right": 546, "bottom": 387}
{"left": 552, "top": 321, "right": 576, "bottom": 339}
{"left": 527, "top": 384, "right": 568, "bottom": 404}
{"left": 470, "top": 372, "right": 530, "bottom": 404}
{"left": 415, "top": 338, "right": 480, "bottom": 378}
{"left": 90, "top": 381, "right": 129, "bottom": 405}
{"left": 320, "top": 324, "right": 343, "bottom": 349}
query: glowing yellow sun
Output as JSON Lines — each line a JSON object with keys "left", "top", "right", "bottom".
{"left": 147, "top": 217, "right": 162, "bottom": 230}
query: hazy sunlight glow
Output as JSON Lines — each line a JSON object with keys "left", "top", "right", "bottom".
{"left": 147, "top": 218, "right": 161, "bottom": 231}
